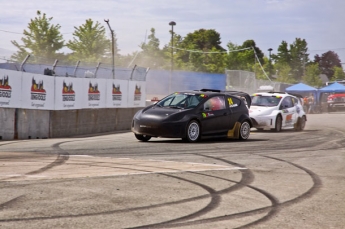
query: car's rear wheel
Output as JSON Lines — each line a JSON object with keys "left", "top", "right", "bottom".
{"left": 274, "top": 115, "right": 282, "bottom": 132}
{"left": 135, "top": 134, "right": 151, "bottom": 142}
{"left": 186, "top": 120, "right": 200, "bottom": 143}
{"left": 239, "top": 121, "right": 250, "bottom": 140}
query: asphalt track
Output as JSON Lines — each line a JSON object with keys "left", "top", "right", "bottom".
{"left": 0, "top": 113, "right": 344, "bottom": 229}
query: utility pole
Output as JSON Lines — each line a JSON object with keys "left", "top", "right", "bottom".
{"left": 104, "top": 19, "right": 115, "bottom": 79}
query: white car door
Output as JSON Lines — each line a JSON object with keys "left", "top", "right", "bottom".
{"left": 280, "top": 96, "right": 296, "bottom": 128}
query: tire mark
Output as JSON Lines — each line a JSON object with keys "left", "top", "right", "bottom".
{"left": 0, "top": 133, "right": 327, "bottom": 228}
{"left": 0, "top": 195, "right": 25, "bottom": 211}
{"left": 0, "top": 142, "right": 70, "bottom": 181}
{"left": 144, "top": 154, "right": 322, "bottom": 229}
{"left": 0, "top": 157, "right": 251, "bottom": 225}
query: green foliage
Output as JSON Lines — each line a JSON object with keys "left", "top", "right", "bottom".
{"left": 66, "top": 19, "right": 111, "bottom": 63}
{"left": 274, "top": 62, "right": 295, "bottom": 84}
{"left": 174, "top": 29, "right": 226, "bottom": 73}
{"left": 331, "top": 66, "right": 345, "bottom": 81}
{"left": 314, "top": 51, "right": 342, "bottom": 80}
{"left": 225, "top": 40, "right": 264, "bottom": 73}
{"left": 133, "top": 28, "right": 169, "bottom": 69}
{"left": 302, "top": 63, "right": 322, "bottom": 87}
{"left": 11, "top": 10, "right": 64, "bottom": 63}
{"left": 272, "top": 38, "right": 309, "bottom": 82}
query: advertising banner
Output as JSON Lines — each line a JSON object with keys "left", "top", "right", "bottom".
{"left": 127, "top": 81, "right": 146, "bottom": 107}
{"left": 54, "top": 77, "right": 84, "bottom": 110}
{"left": 82, "top": 78, "right": 107, "bottom": 108}
{"left": 21, "top": 72, "right": 55, "bottom": 110}
{"left": 0, "top": 69, "right": 22, "bottom": 108}
{"left": 105, "top": 79, "right": 129, "bottom": 108}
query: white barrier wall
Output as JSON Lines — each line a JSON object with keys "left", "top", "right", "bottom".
{"left": 105, "top": 79, "right": 129, "bottom": 108}
{"left": 21, "top": 72, "right": 55, "bottom": 110}
{"left": 0, "top": 69, "right": 146, "bottom": 110}
{"left": 0, "top": 69, "right": 22, "bottom": 108}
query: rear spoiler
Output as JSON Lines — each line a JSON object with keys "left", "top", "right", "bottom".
{"left": 222, "top": 90, "right": 252, "bottom": 108}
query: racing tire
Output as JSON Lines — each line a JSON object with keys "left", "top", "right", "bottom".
{"left": 135, "top": 134, "right": 151, "bottom": 142}
{"left": 296, "top": 116, "right": 306, "bottom": 131}
{"left": 239, "top": 121, "right": 251, "bottom": 140}
{"left": 186, "top": 120, "right": 200, "bottom": 143}
{"left": 274, "top": 115, "right": 282, "bottom": 132}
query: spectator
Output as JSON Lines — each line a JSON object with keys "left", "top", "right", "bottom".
{"left": 308, "top": 93, "right": 314, "bottom": 114}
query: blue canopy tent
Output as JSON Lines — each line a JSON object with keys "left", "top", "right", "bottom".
{"left": 285, "top": 83, "right": 318, "bottom": 102}
{"left": 318, "top": 82, "right": 345, "bottom": 93}
{"left": 318, "top": 82, "right": 345, "bottom": 105}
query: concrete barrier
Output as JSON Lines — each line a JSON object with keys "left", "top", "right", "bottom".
{"left": 0, "top": 108, "right": 15, "bottom": 140}
{"left": 0, "top": 108, "right": 142, "bottom": 140}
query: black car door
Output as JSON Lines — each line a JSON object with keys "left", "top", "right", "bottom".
{"left": 200, "top": 95, "right": 231, "bottom": 135}
{"left": 226, "top": 95, "right": 244, "bottom": 129}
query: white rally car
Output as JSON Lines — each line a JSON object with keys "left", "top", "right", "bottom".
{"left": 249, "top": 92, "right": 307, "bottom": 131}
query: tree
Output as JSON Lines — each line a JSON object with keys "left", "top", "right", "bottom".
{"left": 331, "top": 66, "right": 345, "bottom": 81}
{"left": 314, "top": 51, "right": 342, "bottom": 80}
{"left": 274, "top": 62, "right": 295, "bottom": 84}
{"left": 272, "top": 38, "right": 309, "bottom": 82}
{"left": 302, "top": 63, "right": 322, "bottom": 87}
{"left": 134, "top": 28, "right": 168, "bottom": 69}
{"left": 176, "top": 29, "right": 226, "bottom": 72}
{"left": 66, "top": 19, "right": 111, "bottom": 63}
{"left": 11, "top": 10, "right": 64, "bottom": 63}
{"left": 225, "top": 40, "right": 264, "bottom": 73}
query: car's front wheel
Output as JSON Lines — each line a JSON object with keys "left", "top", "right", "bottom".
{"left": 185, "top": 120, "right": 200, "bottom": 143}
{"left": 135, "top": 134, "right": 151, "bottom": 142}
{"left": 239, "top": 121, "right": 251, "bottom": 140}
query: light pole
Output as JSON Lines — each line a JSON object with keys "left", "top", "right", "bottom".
{"left": 268, "top": 48, "right": 273, "bottom": 80}
{"left": 300, "top": 51, "right": 306, "bottom": 77}
{"left": 169, "top": 21, "right": 176, "bottom": 93}
{"left": 105, "top": 19, "right": 115, "bottom": 79}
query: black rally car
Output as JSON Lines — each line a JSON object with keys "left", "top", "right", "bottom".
{"left": 131, "top": 89, "right": 252, "bottom": 142}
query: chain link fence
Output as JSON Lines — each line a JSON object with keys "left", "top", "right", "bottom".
{"left": 225, "top": 70, "right": 292, "bottom": 94}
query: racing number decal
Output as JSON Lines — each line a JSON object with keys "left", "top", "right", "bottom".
{"left": 228, "top": 97, "right": 238, "bottom": 108}
{"left": 228, "top": 98, "right": 233, "bottom": 106}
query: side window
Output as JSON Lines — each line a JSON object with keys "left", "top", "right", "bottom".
{"left": 291, "top": 97, "right": 299, "bottom": 106}
{"left": 281, "top": 97, "right": 293, "bottom": 108}
{"left": 204, "top": 96, "right": 225, "bottom": 111}
{"left": 227, "top": 96, "right": 241, "bottom": 108}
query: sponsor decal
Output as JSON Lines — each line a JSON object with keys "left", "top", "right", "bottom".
{"left": 286, "top": 114, "right": 293, "bottom": 123}
{"left": 134, "top": 84, "right": 141, "bottom": 101}
{"left": 0, "top": 75, "right": 11, "bottom": 98}
{"left": 88, "top": 82, "right": 100, "bottom": 101}
{"left": 62, "top": 81, "right": 75, "bottom": 102}
{"left": 202, "top": 112, "right": 214, "bottom": 118}
{"left": 282, "top": 109, "right": 289, "bottom": 113}
{"left": 31, "top": 77, "right": 46, "bottom": 101}
{"left": 112, "top": 84, "right": 122, "bottom": 101}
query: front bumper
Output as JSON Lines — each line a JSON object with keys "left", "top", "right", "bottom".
{"left": 131, "top": 119, "right": 185, "bottom": 138}
{"left": 250, "top": 115, "right": 276, "bottom": 129}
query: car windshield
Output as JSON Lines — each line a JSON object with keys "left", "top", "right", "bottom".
{"left": 156, "top": 92, "right": 204, "bottom": 109}
{"left": 251, "top": 95, "right": 282, "bottom": 107}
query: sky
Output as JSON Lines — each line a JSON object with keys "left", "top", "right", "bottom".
{"left": 0, "top": 0, "right": 345, "bottom": 64}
